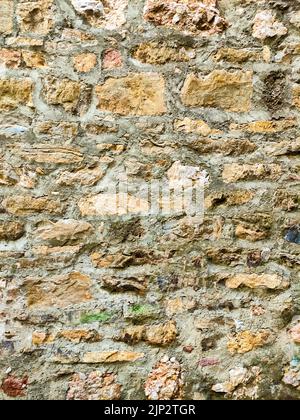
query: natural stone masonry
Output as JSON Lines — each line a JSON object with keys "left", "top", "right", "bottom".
{"left": 0, "top": 0, "right": 299, "bottom": 401}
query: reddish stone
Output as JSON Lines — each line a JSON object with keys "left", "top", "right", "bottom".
{"left": 1, "top": 375, "right": 28, "bottom": 397}
{"left": 103, "top": 49, "right": 123, "bottom": 69}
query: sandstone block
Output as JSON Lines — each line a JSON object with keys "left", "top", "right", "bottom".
{"left": 0, "top": 221, "right": 25, "bottom": 241}
{"left": 96, "top": 73, "right": 166, "bottom": 116}
{"left": 181, "top": 71, "right": 253, "bottom": 112}
{"left": 36, "top": 219, "right": 92, "bottom": 242}
{"left": 82, "top": 351, "right": 144, "bottom": 363}
{"left": 225, "top": 274, "right": 288, "bottom": 290}
{"left": 0, "top": 0, "right": 14, "bottom": 34}
{"left": 0, "top": 79, "right": 33, "bottom": 111}
{"left": 26, "top": 272, "right": 92, "bottom": 309}
{"left": 222, "top": 164, "right": 282, "bottom": 183}
{"left": 2, "top": 196, "right": 62, "bottom": 216}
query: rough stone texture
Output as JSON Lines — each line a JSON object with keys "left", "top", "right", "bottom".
{"left": 0, "top": 79, "right": 33, "bottom": 111}
{"left": 67, "top": 372, "right": 122, "bottom": 400}
{"left": 145, "top": 356, "right": 184, "bottom": 400}
{"left": 181, "top": 71, "right": 253, "bottom": 112}
{"left": 0, "top": 0, "right": 14, "bottom": 34}
{"left": 96, "top": 73, "right": 166, "bottom": 115}
{"left": 0, "top": 0, "right": 299, "bottom": 402}
{"left": 144, "top": 0, "right": 227, "bottom": 35}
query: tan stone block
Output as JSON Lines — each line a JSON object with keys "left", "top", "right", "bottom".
{"left": 0, "top": 49, "right": 22, "bottom": 68}
{"left": 133, "top": 42, "right": 194, "bottom": 65}
{"left": 225, "top": 274, "right": 288, "bottom": 290}
{"left": 230, "top": 119, "right": 297, "bottom": 133}
{"left": 0, "top": 0, "right": 14, "bottom": 34}
{"left": 43, "top": 78, "right": 81, "bottom": 112}
{"left": 174, "top": 117, "right": 222, "bottom": 136}
{"left": 214, "top": 48, "right": 261, "bottom": 63}
{"left": 56, "top": 167, "right": 104, "bottom": 187}
{"left": 26, "top": 272, "right": 92, "bottom": 309}
{"left": 73, "top": 53, "right": 97, "bottom": 73}
{"left": 78, "top": 193, "right": 149, "bottom": 216}
{"left": 96, "top": 73, "right": 166, "bottom": 116}
{"left": 222, "top": 163, "right": 282, "bottom": 183}
{"left": 82, "top": 351, "right": 144, "bottom": 363}
{"left": 227, "top": 330, "right": 271, "bottom": 354}
{"left": 32, "top": 332, "right": 55, "bottom": 345}
{"left": 17, "top": 0, "right": 54, "bottom": 35}
{"left": 181, "top": 71, "right": 253, "bottom": 112}
{"left": 2, "top": 196, "right": 62, "bottom": 216}
{"left": 118, "top": 321, "right": 177, "bottom": 346}
{"left": 19, "top": 145, "right": 84, "bottom": 164}
{"left": 22, "top": 51, "right": 46, "bottom": 68}
{"left": 36, "top": 219, "right": 92, "bottom": 242}
{"left": 59, "top": 329, "right": 101, "bottom": 343}
{"left": 0, "top": 79, "right": 33, "bottom": 111}
{"left": 0, "top": 221, "right": 25, "bottom": 241}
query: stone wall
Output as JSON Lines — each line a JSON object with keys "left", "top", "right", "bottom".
{"left": 0, "top": 0, "right": 299, "bottom": 400}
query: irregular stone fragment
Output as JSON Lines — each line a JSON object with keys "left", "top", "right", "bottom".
{"left": 0, "top": 221, "right": 25, "bottom": 241}
{"left": 74, "top": 53, "right": 97, "bottom": 73}
{"left": 265, "top": 139, "right": 300, "bottom": 157}
{"left": 118, "top": 321, "right": 177, "bottom": 346}
{"left": 253, "top": 10, "right": 287, "bottom": 40}
{"left": 71, "top": 0, "right": 128, "bottom": 30}
{"left": 17, "top": 0, "right": 54, "bottom": 34}
{"left": 78, "top": 193, "right": 149, "bottom": 216}
{"left": 59, "top": 329, "right": 101, "bottom": 343}
{"left": 222, "top": 164, "right": 282, "bottom": 183}
{"left": 290, "top": 323, "right": 300, "bottom": 344}
{"left": 26, "top": 272, "right": 92, "bottom": 309}
{"left": 2, "top": 196, "right": 62, "bottom": 216}
{"left": 143, "top": 0, "right": 227, "bottom": 35}
{"left": 67, "top": 372, "right": 122, "bottom": 400}
{"left": 82, "top": 351, "right": 144, "bottom": 363}
{"left": 0, "top": 0, "right": 14, "bottom": 34}
{"left": 181, "top": 71, "right": 253, "bottom": 112}
{"left": 292, "top": 85, "right": 300, "bottom": 109}
{"left": 43, "top": 78, "right": 81, "bottom": 112}
{"left": 212, "top": 367, "right": 248, "bottom": 394}
{"left": 19, "top": 145, "right": 84, "bottom": 164}
{"left": 96, "top": 73, "right": 166, "bottom": 116}
{"left": 103, "top": 49, "right": 123, "bottom": 69}
{"left": 0, "top": 49, "right": 22, "bottom": 68}
{"left": 133, "top": 42, "right": 194, "bottom": 65}
{"left": 145, "top": 357, "right": 184, "bottom": 400}
{"left": 189, "top": 137, "right": 256, "bottom": 156}
{"left": 174, "top": 117, "right": 221, "bottom": 136}
{"left": 214, "top": 48, "right": 261, "bottom": 63}
{"left": 102, "top": 276, "right": 147, "bottom": 293}
{"left": 227, "top": 330, "right": 270, "bottom": 354}
{"left": 1, "top": 375, "right": 28, "bottom": 398}
{"left": 0, "top": 79, "right": 33, "bottom": 111}
{"left": 235, "top": 225, "right": 269, "bottom": 241}
{"left": 225, "top": 274, "right": 288, "bottom": 290}
{"left": 205, "top": 190, "right": 254, "bottom": 209}
{"left": 32, "top": 332, "right": 55, "bottom": 345}
{"left": 35, "top": 121, "right": 79, "bottom": 139}
{"left": 22, "top": 51, "right": 46, "bottom": 68}
{"left": 36, "top": 219, "right": 92, "bottom": 242}
{"left": 283, "top": 366, "right": 300, "bottom": 389}
{"left": 230, "top": 119, "right": 296, "bottom": 133}
{"left": 56, "top": 167, "right": 104, "bottom": 187}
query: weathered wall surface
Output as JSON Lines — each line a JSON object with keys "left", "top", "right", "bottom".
{"left": 0, "top": 0, "right": 299, "bottom": 400}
